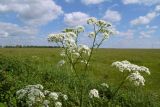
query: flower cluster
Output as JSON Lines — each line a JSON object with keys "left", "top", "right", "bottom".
{"left": 48, "top": 17, "right": 114, "bottom": 67}
{"left": 127, "top": 71, "right": 145, "bottom": 86}
{"left": 87, "top": 17, "right": 113, "bottom": 39}
{"left": 48, "top": 25, "right": 88, "bottom": 65}
{"left": 16, "top": 84, "right": 45, "bottom": 106}
{"left": 16, "top": 84, "right": 68, "bottom": 107}
{"left": 48, "top": 33, "right": 65, "bottom": 43}
{"left": 101, "top": 83, "right": 109, "bottom": 88}
{"left": 112, "top": 60, "right": 150, "bottom": 86}
{"left": 57, "top": 60, "right": 65, "bottom": 66}
{"left": 112, "top": 60, "right": 150, "bottom": 74}
{"left": 89, "top": 89, "right": 99, "bottom": 98}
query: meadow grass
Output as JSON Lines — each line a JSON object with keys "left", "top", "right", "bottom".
{"left": 0, "top": 48, "right": 160, "bottom": 106}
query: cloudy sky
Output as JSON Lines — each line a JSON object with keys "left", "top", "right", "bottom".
{"left": 0, "top": 0, "right": 160, "bottom": 48}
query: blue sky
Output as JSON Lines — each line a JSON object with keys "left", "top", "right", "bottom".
{"left": 0, "top": 0, "right": 160, "bottom": 48}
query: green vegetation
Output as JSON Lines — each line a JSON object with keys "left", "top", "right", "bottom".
{"left": 0, "top": 48, "right": 160, "bottom": 107}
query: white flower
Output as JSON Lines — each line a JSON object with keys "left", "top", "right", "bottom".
{"left": 57, "top": 60, "right": 65, "bottom": 66}
{"left": 63, "top": 94, "right": 68, "bottom": 100}
{"left": 16, "top": 84, "right": 45, "bottom": 106}
{"left": 66, "top": 32, "right": 76, "bottom": 38}
{"left": 43, "top": 100, "right": 50, "bottom": 107}
{"left": 55, "top": 101, "right": 62, "bottom": 107}
{"left": 35, "top": 84, "right": 44, "bottom": 90}
{"left": 81, "top": 60, "right": 88, "bottom": 64}
{"left": 78, "top": 44, "right": 91, "bottom": 56}
{"left": 16, "top": 84, "right": 68, "bottom": 107}
{"left": 25, "top": 84, "right": 43, "bottom": 90}
{"left": 103, "top": 32, "right": 109, "bottom": 39}
{"left": 89, "top": 89, "right": 99, "bottom": 98}
{"left": 96, "top": 20, "right": 107, "bottom": 26}
{"left": 112, "top": 60, "right": 150, "bottom": 75}
{"left": 65, "top": 38, "right": 76, "bottom": 49}
{"left": 101, "top": 83, "right": 109, "bottom": 88}
{"left": 139, "top": 66, "right": 150, "bottom": 75}
{"left": 72, "top": 52, "right": 80, "bottom": 57}
{"left": 48, "top": 33, "right": 64, "bottom": 43}
{"left": 16, "top": 89, "right": 27, "bottom": 99}
{"left": 28, "top": 88, "right": 45, "bottom": 102}
{"left": 88, "top": 32, "right": 96, "bottom": 38}
{"left": 44, "top": 90, "right": 50, "bottom": 95}
{"left": 87, "top": 17, "right": 97, "bottom": 24}
{"left": 76, "top": 26, "right": 85, "bottom": 33}
{"left": 127, "top": 71, "right": 145, "bottom": 86}
{"left": 49, "top": 92, "right": 59, "bottom": 100}
{"left": 60, "top": 50, "right": 66, "bottom": 57}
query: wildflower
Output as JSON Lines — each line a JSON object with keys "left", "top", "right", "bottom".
{"left": 25, "top": 84, "right": 44, "bottom": 90}
{"left": 78, "top": 44, "right": 91, "bottom": 56}
{"left": 49, "top": 92, "right": 59, "bottom": 100}
{"left": 65, "top": 38, "right": 76, "bottom": 47}
{"left": 16, "top": 84, "right": 45, "bottom": 106}
{"left": 48, "top": 33, "right": 64, "bottom": 43}
{"left": 43, "top": 100, "right": 50, "bottom": 107}
{"left": 139, "top": 66, "right": 150, "bottom": 75}
{"left": 87, "top": 17, "right": 97, "bottom": 24}
{"left": 16, "top": 84, "right": 68, "bottom": 106}
{"left": 88, "top": 32, "right": 96, "bottom": 38}
{"left": 96, "top": 20, "right": 107, "bottom": 26}
{"left": 76, "top": 26, "right": 85, "bottom": 33}
{"left": 112, "top": 60, "right": 150, "bottom": 74}
{"left": 28, "top": 88, "right": 45, "bottom": 101}
{"left": 73, "top": 52, "right": 80, "bottom": 57}
{"left": 60, "top": 50, "right": 66, "bottom": 57}
{"left": 101, "top": 83, "right": 109, "bottom": 88}
{"left": 66, "top": 32, "right": 76, "bottom": 38}
{"left": 16, "top": 89, "right": 27, "bottom": 99}
{"left": 103, "top": 32, "right": 109, "bottom": 39}
{"left": 36, "top": 84, "right": 44, "bottom": 90}
{"left": 89, "top": 89, "right": 99, "bottom": 98}
{"left": 55, "top": 101, "right": 62, "bottom": 107}
{"left": 57, "top": 60, "right": 65, "bottom": 66}
{"left": 44, "top": 90, "right": 50, "bottom": 95}
{"left": 63, "top": 94, "right": 68, "bottom": 100}
{"left": 127, "top": 71, "right": 145, "bottom": 86}
{"left": 81, "top": 60, "right": 88, "bottom": 64}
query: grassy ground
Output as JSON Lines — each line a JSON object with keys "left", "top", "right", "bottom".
{"left": 0, "top": 48, "right": 160, "bottom": 106}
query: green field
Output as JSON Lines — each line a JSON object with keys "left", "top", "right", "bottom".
{"left": 0, "top": 48, "right": 160, "bottom": 106}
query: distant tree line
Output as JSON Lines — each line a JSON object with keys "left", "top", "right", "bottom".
{"left": 0, "top": 45, "right": 60, "bottom": 48}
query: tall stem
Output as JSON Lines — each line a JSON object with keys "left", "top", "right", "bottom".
{"left": 80, "top": 25, "right": 105, "bottom": 107}
{"left": 112, "top": 73, "right": 129, "bottom": 99}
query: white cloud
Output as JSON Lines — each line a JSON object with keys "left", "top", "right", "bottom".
{"left": 118, "top": 29, "right": 134, "bottom": 39}
{"left": 0, "top": 0, "right": 63, "bottom": 26}
{"left": 146, "top": 25, "right": 158, "bottom": 29}
{"left": 155, "top": 5, "right": 160, "bottom": 12}
{"left": 130, "top": 12, "right": 158, "bottom": 25}
{"left": 64, "top": 12, "right": 90, "bottom": 26}
{"left": 122, "top": 0, "right": 138, "bottom": 5}
{"left": 81, "top": 0, "right": 107, "bottom": 5}
{"left": 139, "top": 29, "right": 155, "bottom": 38}
{"left": 0, "top": 22, "right": 37, "bottom": 38}
{"left": 65, "top": 0, "right": 74, "bottom": 3}
{"left": 0, "top": 31, "right": 9, "bottom": 38}
{"left": 103, "top": 10, "right": 121, "bottom": 22}
{"left": 122, "top": 0, "right": 160, "bottom": 5}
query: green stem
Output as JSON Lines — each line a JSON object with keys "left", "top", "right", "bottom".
{"left": 112, "top": 73, "right": 129, "bottom": 99}
{"left": 80, "top": 25, "right": 105, "bottom": 107}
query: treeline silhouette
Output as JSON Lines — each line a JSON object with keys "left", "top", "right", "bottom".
{"left": 0, "top": 45, "right": 60, "bottom": 48}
